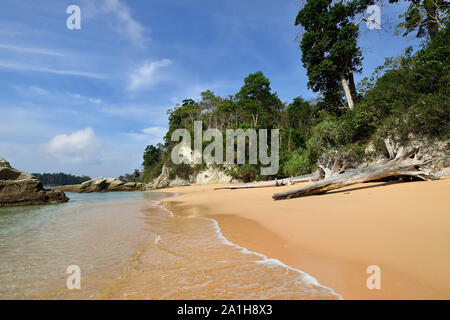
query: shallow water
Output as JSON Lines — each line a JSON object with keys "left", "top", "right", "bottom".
{"left": 0, "top": 192, "right": 339, "bottom": 299}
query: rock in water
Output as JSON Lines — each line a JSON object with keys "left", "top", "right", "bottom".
{"left": 53, "top": 177, "right": 146, "bottom": 193}
{"left": 0, "top": 158, "right": 69, "bottom": 207}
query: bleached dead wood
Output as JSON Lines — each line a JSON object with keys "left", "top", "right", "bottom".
{"left": 436, "top": 170, "right": 450, "bottom": 177}
{"left": 214, "top": 171, "right": 320, "bottom": 190}
{"left": 272, "top": 146, "right": 439, "bottom": 200}
{"left": 318, "top": 158, "right": 348, "bottom": 179}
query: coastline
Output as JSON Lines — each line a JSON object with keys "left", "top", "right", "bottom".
{"left": 156, "top": 175, "right": 450, "bottom": 299}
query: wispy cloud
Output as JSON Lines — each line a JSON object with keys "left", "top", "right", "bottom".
{"left": 127, "top": 59, "right": 172, "bottom": 91}
{"left": 12, "top": 85, "right": 49, "bottom": 96}
{"left": 84, "top": 0, "right": 148, "bottom": 48}
{"left": 0, "top": 43, "right": 65, "bottom": 57}
{"left": 29, "top": 86, "right": 49, "bottom": 96}
{"left": 70, "top": 93, "right": 102, "bottom": 104}
{"left": 122, "top": 126, "right": 167, "bottom": 143}
{"left": 0, "top": 61, "right": 107, "bottom": 79}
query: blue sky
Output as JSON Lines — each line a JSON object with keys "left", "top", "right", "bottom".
{"left": 0, "top": 0, "right": 421, "bottom": 177}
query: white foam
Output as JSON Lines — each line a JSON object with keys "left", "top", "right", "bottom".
{"left": 154, "top": 193, "right": 343, "bottom": 300}
{"left": 152, "top": 193, "right": 179, "bottom": 216}
{"left": 204, "top": 217, "right": 343, "bottom": 300}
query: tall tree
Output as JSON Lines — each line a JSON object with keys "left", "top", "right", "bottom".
{"left": 390, "top": 0, "right": 449, "bottom": 39}
{"left": 295, "top": 0, "right": 373, "bottom": 109}
{"left": 235, "top": 71, "right": 283, "bottom": 128}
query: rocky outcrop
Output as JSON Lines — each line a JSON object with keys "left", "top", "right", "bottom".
{"left": 195, "top": 167, "right": 239, "bottom": 185}
{"left": 0, "top": 158, "right": 69, "bottom": 207}
{"left": 54, "top": 177, "right": 145, "bottom": 193}
{"left": 146, "top": 165, "right": 240, "bottom": 190}
{"left": 145, "top": 165, "right": 191, "bottom": 190}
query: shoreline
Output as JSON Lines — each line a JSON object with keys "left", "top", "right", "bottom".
{"left": 156, "top": 175, "right": 450, "bottom": 299}
{"left": 152, "top": 198, "right": 342, "bottom": 299}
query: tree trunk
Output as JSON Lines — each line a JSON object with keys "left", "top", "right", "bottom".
{"left": 272, "top": 146, "right": 439, "bottom": 200}
{"left": 348, "top": 68, "right": 358, "bottom": 104}
{"left": 340, "top": 72, "right": 354, "bottom": 109}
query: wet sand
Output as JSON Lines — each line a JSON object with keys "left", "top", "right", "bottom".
{"left": 158, "top": 175, "right": 450, "bottom": 299}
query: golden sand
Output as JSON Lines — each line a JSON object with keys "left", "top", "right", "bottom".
{"left": 158, "top": 175, "right": 450, "bottom": 299}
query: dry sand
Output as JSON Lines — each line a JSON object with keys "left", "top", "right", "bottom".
{"left": 157, "top": 175, "right": 450, "bottom": 299}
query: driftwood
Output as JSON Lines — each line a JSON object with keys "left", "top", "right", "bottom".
{"left": 436, "top": 170, "right": 450, "bottom": 178}
{"left": 214, "top": 171, "right": 320, "bottom": 190}
{"left": 272, "top": 142, "right": 439, "bottom": 200}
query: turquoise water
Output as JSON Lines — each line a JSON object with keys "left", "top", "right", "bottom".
{"left": 0, "top": 191, "right": 340, "bottom": 300}
{"left": 0, "top": 191, "right": 171, "bottom": 299}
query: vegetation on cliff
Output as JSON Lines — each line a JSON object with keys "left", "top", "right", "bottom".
{"left": 140, "top": 1, "right": 449, "bottom": 184}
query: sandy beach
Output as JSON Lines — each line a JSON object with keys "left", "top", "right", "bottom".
{"left": 157, "top": 174, "right": 450, "bottom": 300}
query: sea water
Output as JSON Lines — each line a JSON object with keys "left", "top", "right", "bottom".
{"left": 0, "top": 192, "right": 340, "bottom": 299}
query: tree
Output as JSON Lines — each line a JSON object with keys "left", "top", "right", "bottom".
{"left": 390, "top": 0, "right": 449, "bottom": 39}
{"left": 143, "top": 144, "right": 161, "bottom": 169}
{"left": 32, "top": 173, "right": 91, "bottom": 186}
{"left": 282, "top": 97, "right": 316, "bottom": 150}
{"left": 164, "top": 101, "right": 201, "bottom": 146}
{"left": 295, "top": 0, "right": 374, "bottom": 109}
{"left": 235, "top": 71, "right": 283, "bottom": 128}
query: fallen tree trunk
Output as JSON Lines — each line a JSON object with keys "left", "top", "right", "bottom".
{"left": 214, "top": 171, "right": 320, "bottom": 190}
{"left": 273, "top": 146, "right": 439, "bottom": 200}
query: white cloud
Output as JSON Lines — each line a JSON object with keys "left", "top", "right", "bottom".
{"left": 12, "top": 85, "right": 49, "bottom": 96}
{"left": 88, "top": 98, "right": 102, "bottom": 105}
{"left": 0, "top": 43, "right": 65, "bottom": 57}
{"left": 84, "top": 0, "right": 148, "bottom": 47}
{"left": 0, "top": 61, "right": 106, "bottom": 79}
{"left": 29, "top": 86, "right": 49, "bottom": 96}
{"left": 141, "top": 126, "right": 166, "bottom": 136}
{"left": 47, "top": 127, "right": 102, "bottom": 164}
{"left": 128, "top": 59, "right": 172, "bottom": 91}
{"left": 69, "top": 93, "right": 102, "bottom": 104}
{"left": 122, "top": 126, "right": 167, "bottom": 143}
{"left": 99, "top": 105, "right": 163, "bottom": 119}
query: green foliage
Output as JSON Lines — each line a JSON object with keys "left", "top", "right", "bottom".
{"left": 226, "top": 164, "right": 258, "bottom": 183}
{"left": 306, "top": 118, "right": 351, "bottom": 162}
{"left": 345, "top": 102, "right": 378, "bottom": 141}
{"left": 235, "top": 71, "right": 283, "bottom": 129}
{"left": 389, "top": 0, "right": 449, "bottom": 38}
{"left": 353, "top": 26, "right": 450, "bottom": 140}
{"left": 142, "top": 161, "right": 163, "bottom": 183}
{"left": 168, "top": 163, "right": 194, "bottom": 180}
{"left": 141, "top": 23, "right": 449, "bottom": 184}
{"left": 295, "top": 0, "right": 374, "bottom": 108}
{"left": 119, "top": 169, "right": 143, "bottom": 183}
{"left": 143, "top": 144, "right": 161, "bottom": 168}
{"left": 32, "top": 173, "right": 91, "bottom": 186}
{"left": 282, "top": 150, "right": 312, "bottom": 177}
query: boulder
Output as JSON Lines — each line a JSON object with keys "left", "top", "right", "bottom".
{"left": 54, "top": 177, "right": 145, "bottom": 193}
{"left": 0, "top": 158, "right": 69, "bottom": 207}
